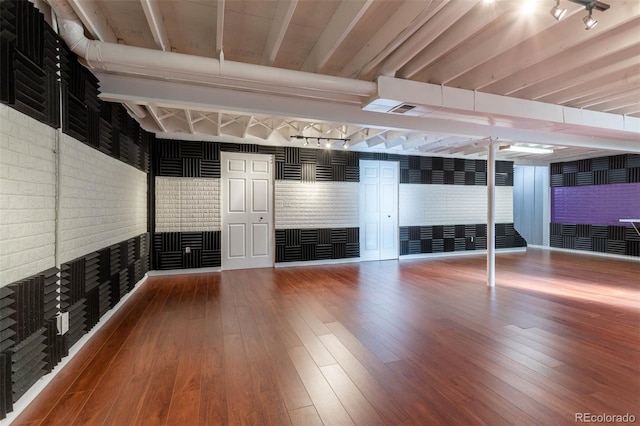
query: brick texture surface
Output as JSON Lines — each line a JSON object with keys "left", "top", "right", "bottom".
{"left": 0, "top": 105, "right": 57, "bottom": 286}
{"left": 155, "top": 177, "right": 220, "bottom": 232}
{"left": 399, "top": 184, "right": 513, "bottom": 226}
{"left": 275, "top": 181, "right": 358, "bottom": 229}
{"left": 58, "top": 134, "right": 147, "bottom": 263}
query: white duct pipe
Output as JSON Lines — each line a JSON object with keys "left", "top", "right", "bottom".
{"left": 47, "top": 0, "right": 376, "bottom": 98}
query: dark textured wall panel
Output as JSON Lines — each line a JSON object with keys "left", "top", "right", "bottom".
{"left": 153, "top": 231, "right": 221, "bottom": 269}
{"left": 550, "top": 222, "right": 639, "bottom": 257}
{"left": 399, "top": 223, "right": 526, "bottom": 255}
{"left": 275, "top": 228, "right": 359, "bottom": 262}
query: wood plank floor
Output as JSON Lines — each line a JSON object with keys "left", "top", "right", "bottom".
{"left": 12, "top": 248, "right": 640, "bottom": 425}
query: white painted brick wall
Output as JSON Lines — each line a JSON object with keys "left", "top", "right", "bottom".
{"left": 155, "top": 177, "right": 220, "bottom": 232}
{"left": 275, "top": 181, "right": 358, "bottom": 229}
{"left": 399, "top": 184, "right": 513, "bottom": 226}
{"left": 0, "top": 104, "right": 56, "bottom": 287}
{"left": 58, "top": 134, "right": 147, "bottom": 263}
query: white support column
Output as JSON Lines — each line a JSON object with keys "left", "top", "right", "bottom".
{"left": 487, "top": 139, "right": 496, "bottom": 287}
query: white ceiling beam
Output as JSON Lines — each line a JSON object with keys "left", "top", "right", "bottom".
{"left": 140, "top": 0, "right": 170, "bottom": 51}
{"left": 486, "top": 19, "right": 640, "bottom": 96}
{"left": 300, "top": 0, "right": 374, "bottom": 73}
{"left": 588, "top": 93, "right": 640, "bottom": 112}
{"left": 261, "top": 0, "right": 298, "bottom": 66}
{"left": 386, "top": 133, "right": 424, "bottom": 149}
{"left": 445, "top": 1, "right": 640, "bottom": 90}
{"left": 541, "top": 71, "right": 640, "bottom": 105}
{"left": 96, "top": 73, "right": 640, "bottom": 152}
{"left": 67, "top": 0, "right": 117, "bottom": 43}
{"left": 399, "top": 2, "right": 516, "bottom": 79}
{"left": 216, "top": 112, "right": 221, "bottom": 136}
{"left": 402, "top": 136, "right": 436, "bottom": 150}
{"left": 608, "top": 104, "right": 640, "bottom": 116}
{"left": 185, "top": 109, "right": 195, "bottom": 134}
{"left": 146, "top": 105, "right": 167, "bottom": 132}
{"left": 366, "top": 134, "right": 389, "bottom": 148}
{"left": 338, "top": 0, "right": 437, "bottom": 78}
{"left": 512, "top": 45, "right": 640, "bottom": 100}
{"left": 378, "top": 0, "right": 473, "bottom": 77}
{"left": 349, "top": 129, "right": 386, "bottom": 147}
{"left": 570, "top": 81, "right": 640, "bottom": 108}
{"left": 216, "top": 0, "right": 225, "bottom": 58}
{"left": 242, "top": 116, "right": 254, "bottom": 139}
{"left": 266, "top": 119, "right": 285, "bottom": 139}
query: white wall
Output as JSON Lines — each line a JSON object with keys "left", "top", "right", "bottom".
{"left": 275, "top": 181, "right": 359, "bottom": 229}
{"left": 155, "top": 177, "right": 220, "bottom": 232}
{"left": 0, "top": 104, "right": 149, "bottom": 286}
{"left": 514, "top": 165, "right": 549, "bottom": 246}
{"left": 58, "top": 135, "right": 147, "bottom": 263}
{"left": 0, "top": 105, "right": 56, "bottom": 286}
{"left": 399, "top": 184, "right": 513, "bottom": 226}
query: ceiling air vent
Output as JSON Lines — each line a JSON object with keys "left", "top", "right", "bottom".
{"left": 389, "top": 104, "right": 416, "bottom": 114}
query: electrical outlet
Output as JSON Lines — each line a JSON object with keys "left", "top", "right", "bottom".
{"left": 185, "top": 246, "right": 191, "bottom": 254}
{"left": 57, "top": 312, "right": 69, "bottom": 335}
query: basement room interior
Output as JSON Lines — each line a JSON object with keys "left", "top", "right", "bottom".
{"left": 1, "top": 0, "right": 639, "bottom": 424}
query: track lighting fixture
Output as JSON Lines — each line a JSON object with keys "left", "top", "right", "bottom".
{"left": 291, "top": 135, "right": 351, "bottom": 149}
{"left": 549, "top": 0, "right": 567, "bottom": 20}
{"left": 583, "top": 8, "right": 597, "bottom": 29}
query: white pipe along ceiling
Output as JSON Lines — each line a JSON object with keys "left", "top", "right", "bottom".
{"left": 46, "top": 0, "right": 640, "bottom": 160}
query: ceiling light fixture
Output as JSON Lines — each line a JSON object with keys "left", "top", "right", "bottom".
{"left": 583, "top": 8, "right": 597, "bottom": 29}
{"left": 499, "top": 145, "right": 554, "bottom": 154}
{"left": 549, "top": 0, "right": 567, "bottom": 20}
{"left": 291, "top": 135, "right": 350, "bottom": 149}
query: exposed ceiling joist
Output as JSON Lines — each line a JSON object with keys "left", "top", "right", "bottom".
{"left": 140, "top": 0, "right": 170, "bottom": 51}
{"left": 379, "top": 0, "right": 473, "bottom": 77}
{"left": 301, "top": 0, "right": 374, "bottom": 73}
{"left": 515, "top": 45, "right": 640, "bottom": 100}
{"left": 487, "top": 18, "right": 640, "bottom": 96}
{"left": 261, "top": 0, "right": 298, "bottom": 66}
{"left": 399, "top": 0, "right": 512, "bottom": 79}
{"left": 338, "top": 0, "right": 436, "bottom": 78}
{"left": 185, "top": 109, "right": 195, "bottom": 134}
{"left": 216, "top": 0, "right": 224, "bottom": 57}
{"left": 147, "top": 104, "right": 167, "bottom": 132}
{"left": 67, "top": 0, "right": 118, "bottom": 43}
{"left": 446, "top": 1, "right": 640, "bottom": 90}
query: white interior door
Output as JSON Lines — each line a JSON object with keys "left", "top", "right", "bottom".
{"left": 221, "top": 152, "right": 274, "bottom": 270}
{"left": 360, "top": 160, "right": 398, "bottom": 261}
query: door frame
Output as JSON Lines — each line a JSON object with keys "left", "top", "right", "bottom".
{"left": 359, "top": 159, "right": 399, "bottom": 261}
{"left": 220, "top": 151, "right": 275, "bottom": 270}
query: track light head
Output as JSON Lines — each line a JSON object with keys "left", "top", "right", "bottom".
{"left": 549, "top": 1, "right": 567, "bottom": 20}
{"left": 343, "top": 141, "right": 348, "bottom": 149}
{"left": 583, "top": 9, "right": 597, "bottom": 29}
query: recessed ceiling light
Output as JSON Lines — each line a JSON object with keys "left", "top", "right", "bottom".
{"left": 499, "top": 145, "right": 554, "bottom": 154}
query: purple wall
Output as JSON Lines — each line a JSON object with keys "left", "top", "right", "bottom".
{"left": 551, "top": 183, "right": 640, "bottom": 226}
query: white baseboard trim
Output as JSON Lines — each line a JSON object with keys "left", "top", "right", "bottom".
{"left": 2, "top": 275, "right": 149, "bottom": 426}
{"left": 146, "top": 267, "right": 221, "bottom": 276}
{"left": 275, "top": 257, "right": 362, "bottom": 268}
{"left": 529, "top": 245, "right": 640, "bottom": 262}
{"left": 400, "top": 247, "right": 527, "bottom": 261}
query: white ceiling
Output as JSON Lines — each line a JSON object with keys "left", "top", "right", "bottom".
{"left": 43, "top": 0, "right": 640, "bottom": 164}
